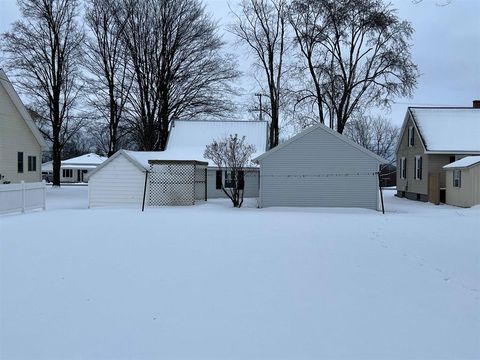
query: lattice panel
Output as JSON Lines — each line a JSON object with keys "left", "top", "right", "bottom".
{"left": 149, "top": 164, "right": 195, "bottom": 206}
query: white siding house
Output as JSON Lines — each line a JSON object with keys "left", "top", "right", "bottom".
{"left": 0, "top": 69, "right": 46, "bottom": 184}
{"left": 88, "top": 120, "right": 268, "bottom": 207}
{"left": 42, "top": 153, "right": 107, "bottom": 183}
{"left": 254, "top": 123, "right": 388, "bottom": 210}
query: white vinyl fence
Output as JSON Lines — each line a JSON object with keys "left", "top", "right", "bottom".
{"left": 0, "top": 181, "right": 46, "bottom": 214}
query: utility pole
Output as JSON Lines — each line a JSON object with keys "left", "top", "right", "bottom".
{"left": 254, "top": 93, "right": 267, "bottom": 121}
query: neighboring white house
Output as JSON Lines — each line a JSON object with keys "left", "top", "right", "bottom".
{"left": 443, "top": 156, "right": 480, "bottom": 208}
{"left": 42, "top": 153, "right": 107, "bottom": 183}
{"left": 254, "top": 122, "right": 388, "bottom": 210}
{"left": 88, "top": 120, "right": 268, "bottom": 207}
{"left": 0, "top": 69, "right": 47, "bottom": 184}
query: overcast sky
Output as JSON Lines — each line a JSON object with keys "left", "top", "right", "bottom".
{"left": 0, "top": 0, "right": 479, "bottom": 128}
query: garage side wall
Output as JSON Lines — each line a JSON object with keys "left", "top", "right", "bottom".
{"left": 259, "top": 127, "right": 380, "bottom": 210}
{"left": 89, "top": 155, "right": 146, "bottom": 208}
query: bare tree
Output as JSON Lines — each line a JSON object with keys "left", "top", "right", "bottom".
{"left": 230, "top": 0, "right": 287, "bottom": 149}
{"left": 204, "top": 134, "right": 256, "bottom": 208}
{"left": 84, "top": 0, "right": 132, "bottom": 157}
{"left": 343, "top": 113, "right": 399, "bottom": 162}
{"left": 116, "top": 0, "right": 239, "bottom": 151}
{"left": 289, "top": 0, "right": 419, "bottom": 133}
{"left": 1, "top": 0, "right": 85, "bottom": 186}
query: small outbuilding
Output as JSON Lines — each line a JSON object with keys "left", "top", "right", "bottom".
{"left": 443, "top": 156, "right": 480, "bottom": 208}
{"left": 254, "top": 123, "right": 388, "bottom": 210}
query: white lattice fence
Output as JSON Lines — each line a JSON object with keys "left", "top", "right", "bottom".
{"left": 148, "top": 161, "right": 207, "bottom": 206}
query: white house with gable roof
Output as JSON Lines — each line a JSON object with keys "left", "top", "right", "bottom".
{"left": 42, "top": 153, "right": 107, "bottom": 183}
{"left": 88, "top": 120, "right": 268, "bottom": 207}
{"left": 0, "top": 69, "right": 47, "bottom": 184}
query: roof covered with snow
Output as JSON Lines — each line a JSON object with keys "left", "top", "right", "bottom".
{"left": 125, "top": 120, "right": 268, "bottom": 168}
{"left": 409, "top": 108, "right": 480, "bottom": 153}
{"left": 41, "top": 153, "right": 107, "bottom": 172}
{"left": 167, "top": 120, "right": 267, "bottom": 161}
{"left": 62, "top": 153, "right": 107, "bottom": 166}
{"left": 443, "top": 156, "right": 480, "bottom": 169}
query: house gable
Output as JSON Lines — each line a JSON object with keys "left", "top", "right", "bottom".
{"left": 255, "top": 122, "right": 387, "bottom": 164}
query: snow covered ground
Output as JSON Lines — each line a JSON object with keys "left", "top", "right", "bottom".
{"left": 1, "top": 186, "right": 479, "bottom": 359}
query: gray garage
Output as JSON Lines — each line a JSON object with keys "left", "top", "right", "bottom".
{"left": 254, "top": 123, "right": 388, "bottom": 210}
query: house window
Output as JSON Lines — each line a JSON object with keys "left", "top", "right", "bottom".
{"left": 453, "top": 170, "right": 461, "bottom": 188}
{"left": 408, "top": 126, "right": 415, "bottom": 147}
{"left": 216, "top": 170, "right": 222, "bottom": 189}
{"left": 28, "top": 156, "right": 37, "bottom": 171}
{"left": 17, "top": 152, "right": 24, "bottom": 173}
{"left": 414, "top": 156, "right": 422, "bottom": 180}
{"left": 216, "top": 170, "right": 245, "bottom": 190}
{"left": 400, "top": 157, "right": 406, "bottom": 179}
{"left": 62, "top": 169, "right": 73, "bottom": 178}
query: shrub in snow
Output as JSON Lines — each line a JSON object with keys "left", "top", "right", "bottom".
{"left": 205, "top": 134, "right": 256, "bottom": 208}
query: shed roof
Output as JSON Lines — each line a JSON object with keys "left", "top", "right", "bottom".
{"left": 0, "top": 69, "right": 47, "bottom": 150}
{"left": 408, "top": 108, "right": 480, "bottom": 153}
{"left": 254, "top": 122, "right": 388, "bottom": 164}
{"left": 443, "top": 156, "right": 480, "bottom": 169}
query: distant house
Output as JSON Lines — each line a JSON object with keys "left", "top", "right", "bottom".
{"left": 396, "top": 104, "right": 480, "bottom": 204}
{"left": 443, "top": 156, "right": 480, "bottom": 208}
{"left": 254, "top": 122, "right": 388, "bottom": 210}
{"left": 88, "top": 120, "right": 268, "bottom": 207}
{"left": 0, "top": 69, "right": 47, "bottom": 184}
{"left": 41, "top": 153, "right": 107, "bottom": 183}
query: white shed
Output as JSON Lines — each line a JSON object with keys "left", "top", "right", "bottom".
{"left": 88, "top": 151, "right": 208, "bottom": 208}
{"left": 443, "top": 156, "right": 480, "bottom": 208}
{"left": 254, "top": 123, "right": 388, "bottom": 210}
{"left": 88, "top": 151, "right": 148, "bottom": 208}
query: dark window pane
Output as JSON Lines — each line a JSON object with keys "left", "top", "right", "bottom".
{"left": 216, "top": 170, "right": 222, "bottom": 189}
{"left": 17, "top": 152, "right": 23, "bottom": 173}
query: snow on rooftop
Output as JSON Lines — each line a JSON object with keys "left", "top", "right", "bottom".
{"left": 443, "top": 156, "right": 480, "bottom": 169}
{"left": 410, "top": 108, "right": 480, "bottom": 152}
{"left": 62, "top": 153, "right": 107, "bottom": 165}
{"left": 126, "top": 121, "right": 268, "bottom": 168}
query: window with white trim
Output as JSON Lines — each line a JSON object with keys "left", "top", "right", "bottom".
{"left": 28, "top": 156, "right": 37, "bottom": 171}
{"left": 62, "top": 169, "right": 73, "bottom": 178}
{"left": 414, "top": 156, "right": 422, "bottom": 180}
{"left": 453, "top": 170, "right": 461, "bottom": 188}
{"left": 408, "top": 126, "right": 415, "bottom": 147}
{"left": 400, "top": 157, "right": 406, "bottom": 179}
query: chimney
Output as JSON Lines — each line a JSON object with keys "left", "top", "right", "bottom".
{"left": 473, "top": 100, "right": 480, "bottom": 109}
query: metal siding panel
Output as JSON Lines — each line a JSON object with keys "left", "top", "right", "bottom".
{"left": 259, "top": 127, "right": 380, "bottom": 209}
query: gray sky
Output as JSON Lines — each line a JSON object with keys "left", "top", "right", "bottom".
{"left": 1, "top": 0, "right": 479, "bottom": 128}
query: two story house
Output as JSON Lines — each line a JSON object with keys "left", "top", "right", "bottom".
{"left": 0, "top": 69, "right": 47, "bottom": 184}
{"left": 396, "top": 102, "right": 480, "bottom": 204}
